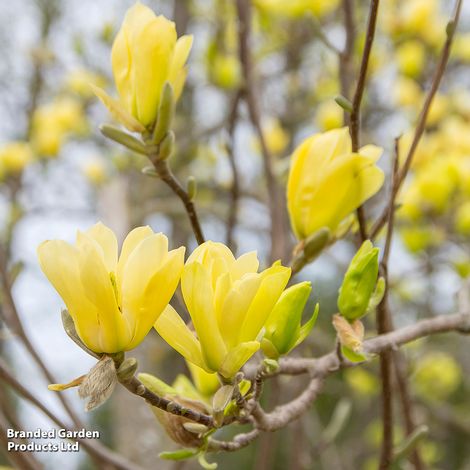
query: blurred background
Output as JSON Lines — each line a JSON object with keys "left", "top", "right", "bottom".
{"left": 1, "top": 0, "right": 470, "bottom": 468}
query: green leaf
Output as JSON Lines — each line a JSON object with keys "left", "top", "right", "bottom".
{"left": 341, "top": 346, "right": 368, "bottom": 363}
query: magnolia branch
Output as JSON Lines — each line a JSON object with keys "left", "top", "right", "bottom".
{"left": 236, "top": 0, "right": 288, "bottom": 262}
{"left": 349, "top": 0, "right": 380, "bottom": 242}
{"left": 0, "top": 358, "right": 143, "bottom": 470}
{"left": 208, "top": 310, "right": 470, "bottom": 451}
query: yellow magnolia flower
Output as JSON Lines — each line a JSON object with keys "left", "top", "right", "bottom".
{"left": 287, "top": 127, "right": 384, "bottom": 240}
{"left": 155, "top": 241, "right": 291, "bottom": 378}
{"left": 38, "top": 223, "right": 185, "bottom": 353}
{"left": 95, "top": 2, "right": 193, "bottom": 129}
{"left": 0, "top": 142, "right": 33, "bottom": 175}
{"left": 31, "top": 98, "right": 88, "bottom": 157}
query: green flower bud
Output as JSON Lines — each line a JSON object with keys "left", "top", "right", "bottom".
{"left": 262, "top": 281, "right": 319, "bottom": 358}
{"left": 338, "top": 240, "right": 380, "bottom": 321}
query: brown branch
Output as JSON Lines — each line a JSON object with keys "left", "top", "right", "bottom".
{"left": 0, "top": 249, "right": 84, "bottom": 430}
{"left": 348, "top": 0, "right": 380, "bottom": 242}
{"left": 0, "top": 358, "right": 144, "bottom": 470}
{"left": 371, "top": 0, "right": 463, "bottom": 240}
{"left": 225, "top": 91, "right": 242, "bottom": 250}
{"left": 236, "top": 0, "right": 287, "bottom": 262}
{"left": 118, "top": 375, "right": 214, "bottom": 428}
{"left": 0, "top": 410, "right": 42, "bottom": 470}
{"left": 339, "top": 0, "right": 356, "bottom": 108}
{"left": 152, "top": 159, "right": 205, "bottom": 245}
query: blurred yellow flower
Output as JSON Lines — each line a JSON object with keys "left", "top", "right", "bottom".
{"left": 413, "top": 352, "right": 461, "bottom": 401}
{"left": 95, "top": 2, "right": 192, "bottom": 129}
{"left": 315, "top": 100, "right": 343, "bottom": 131}
{"left": 38, "top": 223, "right": 185, "bottom": 353}
{"left": 400, "top": 225, "right": 444, "bottom": 253}
{"left": 155, "top": 241, "right": 291, "bottom": 378}
{"left": 455, "top": 201, "right": 470, "bottom": 236}
{"left": 396, "top": 40, "right": 425, "bottom": 78}
{"left": 393, "top": 77, "right": 422, "bottom": 108}
{"left": 262, "top": 119, "right": 289, "bottom": 156}
{"left": 255, "top": 0, "right": 339, "bottom": 18}
{"left": 65, "top": 69, "right": 106, "bottom": 98}
{"left": 287, "top": 127, "right": 384, "bottom": 240}
{"left": 31, "top": 98, "right": 88, "bottom": 157}
{"left": 83, "top": 159, "right": 107, "bottom": 185}
{"left": 0, "top": 142, "right": 33, "bottom": 175}
{"left": 209, "top": 54, "right": 241, "bottom": 90}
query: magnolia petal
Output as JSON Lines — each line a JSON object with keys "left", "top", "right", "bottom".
{"left": 231, "top": 251, "right": 259, "bottom": 281}
{"left": 182, "top": 262, "right": 227, "bottom": 371}
{"left": 85, "top": 222, "right": 118, "bottom": 273}
{"left": 219, "top": 274, "right": 262, "bottom": 349}
{"left": 91, "top": 85, "right": 145, "bottom": 133}
{"left": 121, "top": 233, "right": 169, "bottom": 307}
{"left": 239, "top": 265, "right": 291, "bottom": 343}
{"left": 154, "top": 305, "right": 207, "bottom": 371}
{"left": 168, "top": 35, "right": 193, "bottom": 99}
{"left": 37, "top": 240, "right": 101, "bottom": 350}
{"left": 219, "top": 341, "right": 260, "bottom": 379}
{"left": 132, "top": 15, "right": 176, "bottom": 126}
{"left": 116, "top": 225, "right": 154, "bottom": 284}
{"left": 186, "top": 240, "right": 235, "bottom": 266}
{"left": 76, "top": 235, "right": 128, "bottom": 352}
{"left": 359, "top": 144, "right": 383, "bottom": 163}
{"left": 125, "top": 247, "right": 185, "bottom": 350}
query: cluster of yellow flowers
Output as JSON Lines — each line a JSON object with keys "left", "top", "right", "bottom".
{"left": 38, "top": 223, "right": 317, "bottom": 379}
{"left": 31, "top": 97, "right": 88, "bottom": 157}
{"left": 398, "top": 115, "right": 470, "bottom": 253}
{"left": 38, "top": 3, "right": 387, "bottom": 383}
{"left": 0, "top": 142, "right": 33, "bottom": 179}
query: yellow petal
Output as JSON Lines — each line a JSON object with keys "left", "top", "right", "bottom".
{"left": 359, "top": 144, "right": 383, "bottom": 162}
{"left": 76, "top": 234, "right": 129, "bottom": 352}
{"left": 219, "top": 341, "right": 260, "bottom": 379}
{"left": 239, "top": 265, "right": 291, "bottom": 343}
{"left": 37, "top": 240, "right": 101, "bottom": 351}
{"left": 91, "top": 85, "right": 145, "bottom": 132}
{"left": 125, "top": 246, "right": 185, "bottom": 350}
{"left": 116, "top": 225, "right": 154, "bottom": 284}
{"left": 168, "top": 35, "right": 193, "bottom": 100}
{"left": 186, "top": 240, "right": 235, "bottom": 266}
{"left": 219, "top": 274, "right": 262, "bottom": 348}
{"left": 129, "top": 11, "right": 176, "bottom": 125}
{"left": 182, "top": 262, "right": 227, "bottom": 371}
{"left": 85, "top": 222, "right": 118, "bottom": 273}
{"left": 231, "top": 251, "right": 259, "bottom": 281}
{"left": 154, "top": 305, "right": 207, "bottom": 370}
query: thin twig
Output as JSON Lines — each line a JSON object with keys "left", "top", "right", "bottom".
{"left": 152, "top": 159, "right": 205, "bottom": 245}
{"left": 0, "top": 249, "right": 84, "bottom": 430}
{"left": 0, "top": 358, "right": 143, "bottom": 470}
{"left": 236, "top": 0, "right": 287, "bottom": 262}
{"left": 349, "top": 0, "right": 380, "bottom": 242}
{"left": 225, "top": 91, "right": 242, "bottom": 250}
{"left": 118, "top": 375, "right": 214, "bottom": 428}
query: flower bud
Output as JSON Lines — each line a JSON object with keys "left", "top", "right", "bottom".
{"left": 262, "top": 282, "right": 318, "bottom": 359}
{"left": 94, "top": 3, "right": 192, "bottom": 130}
{"left": 337, "top": 240, "right": 380, "bottom": 321}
